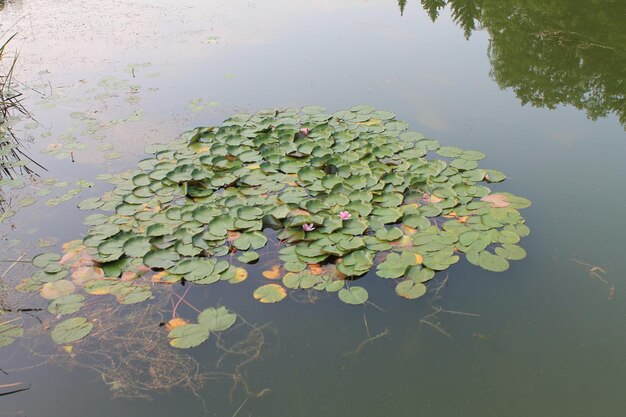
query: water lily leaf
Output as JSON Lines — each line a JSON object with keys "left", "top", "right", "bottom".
{"left": 51, "top": 317, "right": 93, "bottom": 344}
{"left": 230, "top": 267, "right": 248, "bottom": 283}
{"left": 40, "top": 280, "right": 75, "bottom": 300}
{"left": 480, "top": 194, "right": 510, "bottom": 208}
{"left": 168, "top": 324, "right": 210, "bottom": 349}
{"left": 208, "top": 215, "right": 235, "bottom": 235}
{"left": 0, "top": 321, "right": 23, "bottom": 347}
{"left": 484, "top": 169, "right": 506, "bottom": 182}
{"left": 478, "top": 251, "right": 510, "bottom": 272}
{"left": 407, "top": 266, "right": 435, "bottom": 283}
{"left": 117, "top": 286, "right": 152, "bottom": 304}
{"left": 146, "top": 223, "right": 174, "bottom": 237}
{"left": 395, "top": 280, "right": 427, "bottom": 299}
{"left": 337, "top": 250, "right": 374, "bottom": 276}
{"left": 450, "top": 158, "right": 478, "bottom": 171}
{"left": 32, "top": 253, "right": 61, "bottom": 268}
{"left": 83, "top": 278, "right": 123, "bottom": 295}
{"left": 262, "top": 265, "right": 282, "bottom": 280}
{"left": 197, "top": 306, "right": 237, "bottom": 331}
{"left": 238, "top": 206, "right": 263, "bottom": 220}
{"left": 375, "top": 227, "right": 403, "bottom": 241}
{"left": 338, "top": 286, "right": 368, "bottom": 305}
{"left": 495, "top": 244, "right": 527, "bottom": 260}
{"left": 436, "top": 146, "right": 463, "bottom": 158}
{"left": 78, "top": 197, "right": 103, "bottom": 210}
{"left": 47, "top": 294, "right": 85, "bottom": 316}
{"left": 237, "top": 251, "right": 259, "bottom": 263}
{"left": 284, "top": 261, "right": 307, "bottom": 272}
{"left": 253, "top": 284, "right": 287, "bottom": 303}
{"left": 121, "top": 236, "right": 152, "bottom": 257}
{"left": 143, "top": 250, "right": 179, "bottom": 269}
{"left": 460, "top": 150, "right": 486, "bottom": 161}
{"left": 376, "top": 252, "right": 421, "bottom": 278}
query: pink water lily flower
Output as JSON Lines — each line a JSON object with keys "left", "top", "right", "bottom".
{"left": 302, "top": 223, "right": 315, "bottom": 232}
{"left": 300, "top": 127, "right": 310, "bottom": 136}
{"left": 338, "top": 211, "right": 351, "bottom": 220}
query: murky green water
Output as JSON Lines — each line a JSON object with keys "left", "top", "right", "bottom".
{"left": 1, "top": 0, "right": 625, "bottom": 416}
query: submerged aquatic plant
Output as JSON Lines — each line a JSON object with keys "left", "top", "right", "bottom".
{"left": 18, "top": 105, "right": 530, "bottom": 349}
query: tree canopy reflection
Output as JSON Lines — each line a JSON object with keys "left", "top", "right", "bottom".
{"left": 415, "top": 0, "right": 626, "bottom": 127}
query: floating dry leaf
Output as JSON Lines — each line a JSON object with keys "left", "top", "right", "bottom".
{"left": 481, "top": 194, "right": 510, "bottom": 208}
{"left": 262, "top": 265, "right": 282, "bottom": 280}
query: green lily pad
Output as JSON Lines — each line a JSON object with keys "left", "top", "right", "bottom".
{"left": 0, "top": 321, "right": 23, "bottom": 347}
{"left": 168, "top": 324, "right": 210, "bottom": 349}
{"left": 395, "top": 281, "right": 427, "bottom": 299}
{"left": 253, "top": 284, "right": 287, "bottom": 303}
{"left": 237, "top": 251, "right": 259, "bottom": 263}
{"left": 32, "top": 253, "right": 61, "bottom": 268}
{"left": 143, "top": 250, "right": 179, "bottom": 269}
{"left": 197, "top": 306, "right": 237, "bottom": 332}
{"left": 338, "top": 286, "right": 369, "bottom": 305}
{"left": 123, "top": 237, "right": 153, "bottom": 257}
{"left": 51, "top": 317, "right": 93, "bottom": 344}
{"left": 478, "top": 251, "right": 510, "bottom": 272}
{"left": 47, "top": 294, "right": 86, "bottom": 316}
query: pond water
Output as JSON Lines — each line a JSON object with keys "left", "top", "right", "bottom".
{"left": 1, "top": 0, "right": 625, "bottom": 416}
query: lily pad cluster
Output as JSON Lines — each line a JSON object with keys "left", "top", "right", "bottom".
{"left": 15, "top": 105, "right": 530, "bottom": 349}
{"left": 13, "top": 239, "right": 239, "bottom": 349}
{"left": 72, "top": 105, "right": 529, "bottom": 303}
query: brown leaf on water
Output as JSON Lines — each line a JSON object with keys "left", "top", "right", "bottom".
{"left": 422, "top": 193, "right": 444, "bottom": 204}
{"left": 165, "top": 318, "right": 188, "bottom": 332}
{"left": 287, "top": 208, "right": 311, "bottom": 217}
{"left": 60, "top": 252, "right": 79, "bottom": 266}
{"left": 481, "top": 194, "right": 510, "bottom": 208}
{"left": 308, "top": 264, "right": 323, "bottom": 275}
{"left": 120, "top": 271, "right": 138, "bottom": 282}
{"left": 62, "top": 240, "right": 85, "bottom": 255}
{"left": 400, "top": 224, "right": 417, "bottom": 236}
{"left": 262, "top": 265, "right": 282, "bottom": 280}
{"left": 151, "top": 270, "right": 178, "bottom": 284}
{"left": 332, "top": 260, "right": 348, "bottom": 280}
{"left": 389, "top": 235, "right": 414, "bottom": 248}
{"left": 136, "top": 264, "right": 151, "bottom": 274}
{"left": 227, "top": 231, "right": 241, "bottom": 242}
{"left": 71, "top": 266, "right": 104, "bottom": 285}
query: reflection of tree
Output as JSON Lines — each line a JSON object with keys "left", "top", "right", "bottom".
{"left": 398, "top": 0, "right": 407, "bottom": 16}
{"left": 483, "top": 1, "right": 625, "bottom": 127}
{"left": 410, "top": 0, "right": 626, "bottom": 127}
{"left": 421, "top": 0, "right": 483, "bottom": 39}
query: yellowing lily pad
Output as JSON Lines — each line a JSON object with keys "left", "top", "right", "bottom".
{"left": 253, "top": 284, "right": 287, "bottom": 303}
